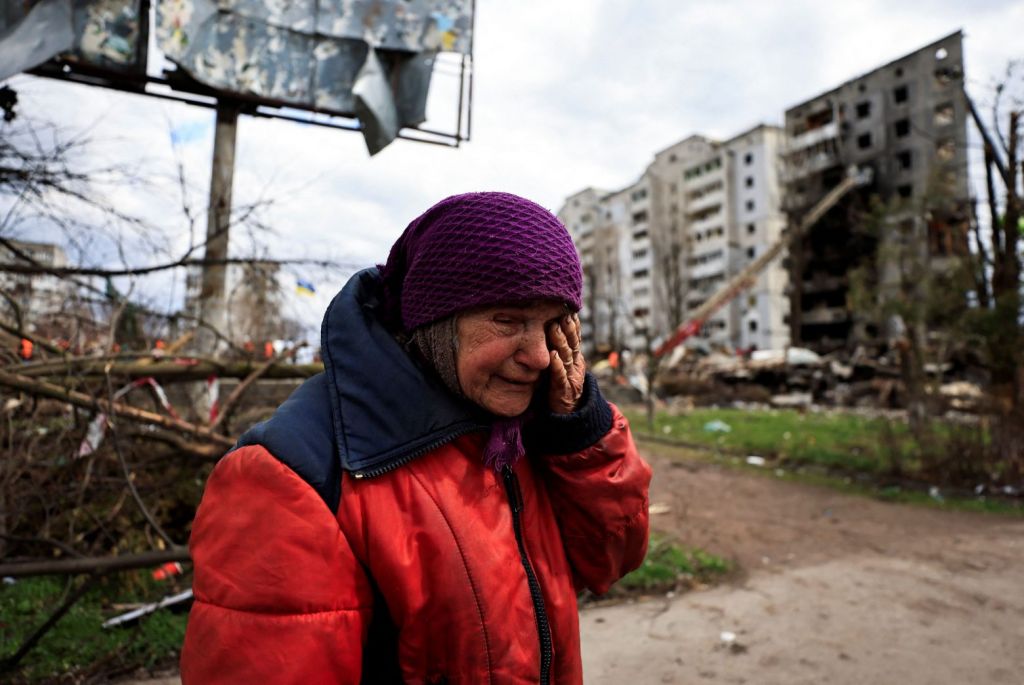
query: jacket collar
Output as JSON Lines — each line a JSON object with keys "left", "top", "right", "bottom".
{"left": 320, "top": 268, "right": 488, "bottom": 477}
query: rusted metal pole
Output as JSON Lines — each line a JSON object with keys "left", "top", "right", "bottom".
{"left": 195, "top": 101, "right": 240, "bottom": 355}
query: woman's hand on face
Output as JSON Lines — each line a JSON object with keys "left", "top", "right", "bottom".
{"left": 547, "top": 313, "right": 586, "bottom": 414}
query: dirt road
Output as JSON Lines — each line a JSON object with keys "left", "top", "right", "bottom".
{"left": 581, "top": 442, "right": 1024, "bottom": 684}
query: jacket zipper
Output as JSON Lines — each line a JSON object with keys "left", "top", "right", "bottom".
{"left": 352, "top": 424, "right": 486, "bottom": 479}
{"left": 502, "top": 464, "right": 553, "bottom": 685}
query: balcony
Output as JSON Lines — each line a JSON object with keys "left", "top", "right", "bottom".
{"left": 789, "top": 122, "right": 838, "bottom": 152}
{"left": 687, "top": 190, "right": 725, "bottom": 215}
{"left": 783, "top": 133, "right": 841, "bottom": 182}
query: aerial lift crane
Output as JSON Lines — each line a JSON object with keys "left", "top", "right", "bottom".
{"left": 653, "top": 166, "right": 873, "bottom": 358}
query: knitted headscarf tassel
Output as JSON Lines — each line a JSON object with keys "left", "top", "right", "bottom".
{"left": 483, "top": 416, "right": 525, "bottom": 471}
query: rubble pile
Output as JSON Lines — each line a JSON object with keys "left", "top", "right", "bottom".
{"left": 599, "top": 345, "right": 988, "bottom": 414}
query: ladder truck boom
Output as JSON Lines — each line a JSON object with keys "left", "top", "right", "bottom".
{"left": 653, "top": 166, "right": 871, "bottom": 358}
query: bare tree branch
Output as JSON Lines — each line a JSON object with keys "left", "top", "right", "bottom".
{"left": 0, "top": 368, "right": 236, "bottom": 449}
{"left": 210, "top": 343, "right": 304, "bottom": 433}
{"left": 0, "top": 549, "right": 189, "bottom": 578}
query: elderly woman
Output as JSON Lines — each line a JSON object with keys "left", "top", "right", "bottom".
{"left": 181, "top": 192, "right": 652, "bottom": 684}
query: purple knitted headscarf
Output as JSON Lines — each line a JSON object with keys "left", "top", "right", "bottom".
{"left": 378, "top": 191, "right": 583, "bottom": 470}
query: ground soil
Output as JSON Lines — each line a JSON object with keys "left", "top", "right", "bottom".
{"left": 580, "top": 440, "right": 1024, "bottom": 684}
{"left": 120, "top": 440, "right": 1024, "bottom": 685}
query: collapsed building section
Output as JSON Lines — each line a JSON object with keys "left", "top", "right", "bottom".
{"left": 783, "top": 31, "right": 970, "bottom": 352}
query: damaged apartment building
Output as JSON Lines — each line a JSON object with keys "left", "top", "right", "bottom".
{"left": 559, "top": 125, "right": 788, "bottom": 355}
{"left": 783, "top": 31, "right": 969, "bottom": 351}
{"left": 562, "top": 31, "right": 969, "bottom": 357}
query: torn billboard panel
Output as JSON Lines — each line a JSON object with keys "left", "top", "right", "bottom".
{"left": 0, "top": 0, "right": 472, "bottom": 154}
{"left": 0, "top": 0, "right": 146, "bottom": 82}
{"left": 157, "top": 0, "right": 472, "bottom": 153}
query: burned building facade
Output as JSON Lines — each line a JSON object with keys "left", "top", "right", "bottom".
{"left": 783, "top": 31, "right": 970, "bottom": 351}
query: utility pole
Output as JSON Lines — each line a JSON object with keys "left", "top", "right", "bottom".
{"left": 195, "top": 101, "right": 240, "bottom": 355}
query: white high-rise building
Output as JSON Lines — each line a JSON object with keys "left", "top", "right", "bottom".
{"left": 0, "top": 239, "right": 77, "bottom": 329}
{"left": 559, "top": 125, "right": 789, "bottom": 355}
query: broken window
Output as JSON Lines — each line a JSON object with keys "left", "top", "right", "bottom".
{"left": 632, "top": 229, "right": 648, "bottom": 240}
{"left": 632, "top": 268, "right": 649, "bottom": 279}
{"left": 896, "top": 150, "right": 912, "bottom": 170}
{"left": 934, "top": 103, "right": 954, "bottom": 126}
{"left": 894, "top": 119, "right": 911, "bottom": 137}
{"left": 857, "top": 132, "right": 872, "bottom": 149}
{"left": 893, "top": 85, "right": 909, "bottom": 104}
{"left": 747, "top": 247, "right": 756, "bottom": 259}
{"left": 897, "top": 184, "right": 913, "bottom": 199}
{"left": 856, "top": 101, "right": 871, "bottom": 118}
{"left": 748, "top": 320, "right": 758, "bottom": 332}
{"left": 936, "top": 139, "right": 955, "bottom": 161}
{"left": 744, "top": 152, "right": 753, "bottom": 165}
{"left": 745, "top": 176, "right": 754, "bottom": 188}
{"left": 745, "top": 200, "right": 755, "bottom": 212}
{"left": 747, "top": 223, "right": 756, "bottom": 235}
{"left": 934, "top": 68, "right": 955, "bottom": 87}
{"left": 631, "top": 210, "right": 648, "bottom": 224}
{"left": 805, "top": 108, "right": 834, "bottom": 132}
{"left": 632, "top": 248, "right": 648, "bottom": 260}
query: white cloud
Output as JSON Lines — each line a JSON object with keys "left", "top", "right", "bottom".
{"left": 3, "top": 0, "right": 1021, "bottom": 331}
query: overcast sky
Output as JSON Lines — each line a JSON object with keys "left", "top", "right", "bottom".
{"left": 5, "top": 0, "right": 1023, "bottom": 332}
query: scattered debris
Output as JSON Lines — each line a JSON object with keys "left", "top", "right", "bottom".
{"left": 102, "top": 589, "right": 193, "bottom": 629}
{"left": 770, "top": 392, "right": 813, "bottom": 408}
{"left": 717, "top": 630, "right": 748, "bottom": 654}
{"left": 152, "top": 561, "right": 184, "bottom": 581}
{"left": 703, "top": 420, "right": 732, "bottom": 433}
{"left": 750, "top": 347, "right": 823, "bottom": 367}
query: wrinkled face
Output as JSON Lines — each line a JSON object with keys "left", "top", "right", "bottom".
{"left": 456, "top": 300, "right": 568, "bottom": 417}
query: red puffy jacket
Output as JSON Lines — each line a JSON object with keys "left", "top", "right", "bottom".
{"left": 181, "top": 270, "right": 651, "bottom": 684}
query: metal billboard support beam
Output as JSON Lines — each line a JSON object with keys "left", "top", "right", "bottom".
{"left": 195, "top": 100, "right": 240, "bottom": 355}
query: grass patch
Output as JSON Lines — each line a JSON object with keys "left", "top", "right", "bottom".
{"left": 634, "top": 424, "right": 1024, "bottom": 517}
{"left": 624, "top": 406, "right": 1009, "bottom": 481}
{"left": 615, "top": 534, "right": 730, "bottom": 595}
{"left": 625, "top": 406, "right": 899, "bottom": 473}
{"left": 0, "top": 576, "right": 188, "bottom": 683}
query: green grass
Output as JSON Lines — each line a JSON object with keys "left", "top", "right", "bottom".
{"left": 625, "top": 407, "right": 1023, "bottom": 516}
{"left": 625, "top": 406, "right": 898, "bottom": 473}
{"left": 616, "top": 534, "right": 730, "bottom": 594}
{"left": 0, "top": 576, "right": 187, "bottom": 682}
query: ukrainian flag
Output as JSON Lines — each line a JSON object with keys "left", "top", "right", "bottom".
{"left": 295, "top": 279, "right": 316, "bottom": 296}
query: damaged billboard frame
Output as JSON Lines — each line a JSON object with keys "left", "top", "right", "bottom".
{"left": 0, "top": 0, "right": 475, "bottom": 155}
